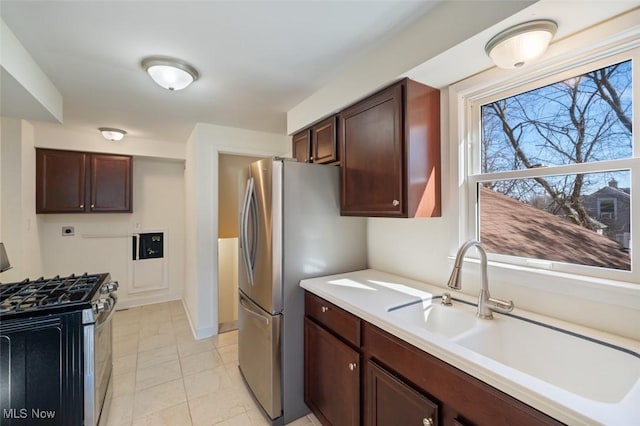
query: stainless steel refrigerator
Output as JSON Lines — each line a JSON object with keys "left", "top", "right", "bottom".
{"left": 238, "top": 158, "right": 367, "bottom": 425}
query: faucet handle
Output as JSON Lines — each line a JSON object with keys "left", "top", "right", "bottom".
{"left": 441, "top": 292, "right": 453, "bottom": 306}
{"left": 488, "top": 297, "right": 514, "bottom": 314}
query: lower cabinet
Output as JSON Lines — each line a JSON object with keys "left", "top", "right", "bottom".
{"left": 304, "top": 291, "right": 563, "bottom": 426}
{"left": 365, "top": 360, "right": 438, "bottom": 426}
{"left": 304, "top": 317, "right": 360, "bottom": 426}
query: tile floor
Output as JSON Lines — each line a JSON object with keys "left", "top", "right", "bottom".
{"left": 108, "top": 301, "right": 321, "bottom": 426}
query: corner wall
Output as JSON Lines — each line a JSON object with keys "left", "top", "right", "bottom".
{"left": 183, "top": 123, "right": 289, "bottom": 339}
{"left": 0, "top": 120, "right": 187, "bottom": 308}
{"left": 0, "top": 118, "right": 43, "bottom": 282}
{"left": 37, "top": 156, "right": 186, "bottom": 308}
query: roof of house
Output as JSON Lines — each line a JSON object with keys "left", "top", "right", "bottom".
{"left": 585, "top": 186, "right": 631, "bottom": 199}
{"left": 479, "top": 187, "right": 630, "bottom": 270}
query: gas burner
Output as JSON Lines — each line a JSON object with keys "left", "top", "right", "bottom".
{"left": 0, "top": 272, "right": 109, "bottom": 317}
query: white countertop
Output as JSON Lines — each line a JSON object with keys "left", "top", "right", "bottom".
{"left": 300, "top": 269, "right": 640, "bottom": 426}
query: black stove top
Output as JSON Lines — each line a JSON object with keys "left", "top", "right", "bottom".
{"left": 0, "top": 273, "right": 110, "bottom": 319}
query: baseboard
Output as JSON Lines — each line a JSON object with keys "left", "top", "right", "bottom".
{"left": 181, "top": 298, "right": 218, "bottom": 340}
{"left": 116, "top": 294, "right": 182, "bottom": 310}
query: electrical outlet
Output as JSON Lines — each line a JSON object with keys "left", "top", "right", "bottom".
{"left": 62, "top": 226, "right": 74, "bottom": 236}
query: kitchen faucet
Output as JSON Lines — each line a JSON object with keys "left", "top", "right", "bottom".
{"left": 447, "top": 240, "right": 514, "bottom": 319}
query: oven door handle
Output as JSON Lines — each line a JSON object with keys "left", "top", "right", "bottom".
{"left": 95, "top": 294, "right": 117, "bottom": 331}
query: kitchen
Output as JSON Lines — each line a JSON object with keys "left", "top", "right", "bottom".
{"left": 1, "top": 1, "right": 639, "bottom": 425}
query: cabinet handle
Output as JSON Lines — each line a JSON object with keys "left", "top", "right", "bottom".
{"left": 80, "top": 204, "right": 84, "bottom": 209}
{"left": 91, "top": 204, "right": 95, "bottom": 208}
{"left": 310, "top": 156, "right": 314, "bottom": 161}
{"left": 422, "top": 418, "right": 434, "bottom": 426}
{"left": 392, "top": 199, "right": 400, "bottom": 207}
{"left": 321, "top": 306, "right": 329, "bottom": 313}
{"left": 348, "top": 362, "right": 357, "bottom": 371}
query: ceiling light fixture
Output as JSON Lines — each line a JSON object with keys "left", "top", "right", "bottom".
{"left": 141, "top": 56, "right": 199, "bottom": 91}
{"left": 99, "top": 127, "right": 127, "bottom": 141}
{"left": 485, "top": 20, "right": 557, "bottom": 69}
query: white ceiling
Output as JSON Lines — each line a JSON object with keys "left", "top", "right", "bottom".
{"left": 2, "top": 1, "right": 638, "bottom": 144}
{"left": 0, "top": 0, "right": 442, "bottom": 142}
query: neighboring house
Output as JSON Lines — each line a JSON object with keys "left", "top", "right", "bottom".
{"left": 479, "top": 187, "right": 630, "bottom": 270}
{"left": 583, "top": 179, "right": 631, "bottom": 249}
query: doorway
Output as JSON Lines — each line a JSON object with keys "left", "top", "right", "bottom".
{"left": 217, "top": 153, "right": 263, "bottom": 333}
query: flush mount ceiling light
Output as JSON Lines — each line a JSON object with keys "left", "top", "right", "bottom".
{"left": 98, "top": 127, "right": 127, "bottom": 141}
{"left": 141, "top": 56, "right": 199, "bottom": 91}
{"left": 485, "top": 20, "right": 557, "bottom": 69}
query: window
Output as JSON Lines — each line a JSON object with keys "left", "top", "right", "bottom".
{"left": 597, "top": 198, "right": 617, "bottom": 220}
{"left": 467, "top": 49, "right": 638, "bottom": 281}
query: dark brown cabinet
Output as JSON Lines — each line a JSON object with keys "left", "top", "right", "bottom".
{"left": 88, "top": 154, "right": 132, "bottom": 212}
{"left": 304, "top": 293, "right": 360, "bottom": 426}
{"left": 292, "top": 130, "right": 311, "bottom": 164}
{"left": 304, "top": 291, "right": 563, "bottom": 426}
{"left": 292, "top": 116, "right": 338, "bottom": 165}
{"left": 365, "top": 360, "right": 438, "bottom": 426}
{"left": 311, "top": 116, "right": 338, "bottom": 164}
{"left": 363, "top": 322, "right": 563, "bottom": 426}
{"left": 36, "top": 149, "right": 132, "bottom": 213}
{"left": 339, "top": 78, "right": 441, "bottom": 218}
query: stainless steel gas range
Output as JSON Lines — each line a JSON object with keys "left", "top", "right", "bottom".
{"left": 0, "top": 273, "right": 118, "bottom": 426}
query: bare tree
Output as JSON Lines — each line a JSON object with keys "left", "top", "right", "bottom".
{"left": 481, "top": 60, "right": 632, "bottom": 231}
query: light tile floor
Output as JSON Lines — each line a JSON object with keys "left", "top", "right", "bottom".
{"left": 108, "top": 301, "right": 321, "bottom": 426}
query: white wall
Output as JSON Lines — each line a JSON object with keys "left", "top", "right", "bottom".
{"left": 288, "top": 11, "right": 640, "bottom": 340}
{"left": 0, "top": 118, "right": 43, "bottom": 282}
{"left": 0, "top": 121, "right": 186, "bottom": 307}
{"left": 34, "top": 122, "right": 185, "bottom": 160}
{"left": 370, "top": 21, "right": 640, "bottom": 340}
{"left": 184, "top": 123, "right": 289, "bottom": 339}
{"left": 37, "top": 155, "right": 186, "bottom": 308}
{"left": 286, "top": 0, "right": 534, "bottom": 134}
{"left": 0, "top": 20, "right": 62, "bottom": 123}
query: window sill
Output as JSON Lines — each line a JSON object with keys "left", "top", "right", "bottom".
{"left": 447, "top": 256, "right": 640, "bottom": 310}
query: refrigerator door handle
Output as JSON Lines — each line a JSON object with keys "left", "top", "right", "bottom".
{"left": 240, "top": 294, "right": 269, "bottom": 325}
{"left": 248, "top": 182, "right": 258, "bottom": 274}
{"left": 240, "top": 177, "right": 255, "bottom": 285}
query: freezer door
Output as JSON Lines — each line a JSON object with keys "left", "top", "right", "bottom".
{"left": 238, "top": 291, "right": 282, "bottom": 420}
{"left": 239, "top": 158, "right": 283, "bottom": 314}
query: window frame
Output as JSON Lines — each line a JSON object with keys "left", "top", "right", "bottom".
{"left": 597, "top": 198, "right": 617, "bottom": 220}
{"left": 461, "top": 47, "right": 639, "bottom": 284}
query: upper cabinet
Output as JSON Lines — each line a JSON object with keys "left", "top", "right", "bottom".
{"left": 339, "top": 79, "right": 441, "bottom": 218}
{"left": 311, "top": 116, "right": 338, "bottom": 164}
{"left": 88, "top": 154, "right": 132, "bottom": 212}
{"left": 292, "top": 129, "right": 311, "bottom": 164}
{"left": 36, "top": 148, "right": 132, "bottom": 214}
{"left": 292, "top": 115, "right": 339, "bottom": 165}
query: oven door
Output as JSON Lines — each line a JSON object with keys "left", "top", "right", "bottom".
{"left": 84, "top": 295, "right": 116, "bottom": 426}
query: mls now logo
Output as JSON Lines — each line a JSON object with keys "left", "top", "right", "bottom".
{"left": 3, "top": 408, "right": 56, "bottom": 419}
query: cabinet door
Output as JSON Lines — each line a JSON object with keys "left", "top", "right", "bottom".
{"left": 90, "top": 154, "right": 132, "bottom": 212}
{"left": 340, "top": 83, "right": 403, "bottom": 216}
{"left": 36, "top": 149, "right": 87, "bottom": 213}
{"left": 292, "top": 130, "right": 311, "bottom": 163}
{"left": 366, "top": 360, "right": 439, "bottom": 426}
{"left": 312, "top": 116, "right": 338, "bottom": 164}
{"left": 304, "top": 317, "right": 359, "bottom": 426}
